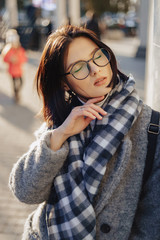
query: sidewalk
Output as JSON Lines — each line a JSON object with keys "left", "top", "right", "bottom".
{"left": 0, "top": 37, "right": 145, "bottom": 239}
{"left": 0, "top": 51, "right": 42, "bottom": 240}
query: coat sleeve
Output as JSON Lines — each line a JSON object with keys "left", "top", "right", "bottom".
{"left": 9, "top": 127, "right": 69, "bottom": 205}
{"left": 129, "top": 130, "right": 160, "bottom": 240}
{"left": 3, "top": 47, "right": 12, "bottom": 63}
{"left": 20, "top": 47, "right": 27, "bottom": 63}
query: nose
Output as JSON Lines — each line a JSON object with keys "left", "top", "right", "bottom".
{"left": 89, "top": 62, "right": 100, "bottom": 76}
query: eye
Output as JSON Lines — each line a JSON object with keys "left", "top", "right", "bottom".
{"left": 94, "top": 49, "right": 103, "bottom": 60}
{"left": 94, "top": 54, "right": 102, "bottom": 60}
{"left": 74, "top": 65, "right": 83, "bottom": 73}
{"left": 72, "top": 62, "right": 85, "bottom": 73}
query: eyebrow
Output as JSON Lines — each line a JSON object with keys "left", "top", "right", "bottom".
{"left": 66, "top": 47, "right": 99, "bottom": 71}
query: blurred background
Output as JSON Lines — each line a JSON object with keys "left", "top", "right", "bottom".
{"left": 0, "top": 0, "right": 159, "bottom": 239}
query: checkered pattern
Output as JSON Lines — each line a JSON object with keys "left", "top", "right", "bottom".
{"left": 46, "top": 76, "right": 143, "bottom": 239}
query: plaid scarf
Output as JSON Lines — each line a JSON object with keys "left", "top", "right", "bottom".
{"left": 46, "top": 76, "right": 143, "bottom": 240}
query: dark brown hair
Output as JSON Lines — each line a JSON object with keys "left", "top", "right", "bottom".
{"left": 36, "top": 24, "right": 127, "bottom": 127}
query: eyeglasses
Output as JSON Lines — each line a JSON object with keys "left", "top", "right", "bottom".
{"left": 64, "top": 48, "right": 111, "bottom": 80}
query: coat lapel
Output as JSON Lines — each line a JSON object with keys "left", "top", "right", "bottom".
{"left": 94, "top": 136, "right": 133, "bottom": 215}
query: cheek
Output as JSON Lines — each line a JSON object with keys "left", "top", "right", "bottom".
{"left": 110, "top": 69, "right": 113, "bottom": 78}
{"left": 73, "top": 81, "right": 87, "bottom": 90}
{"left": 67, "top": 77, "right": 76, "bottom": 87}
{"left": 66, "top": 77, "right": 82, "bottom": 90}
{"left": 106, "top": 65, "right": 113, "bottom": 78}
{"left": 68, "top": 78, "right": 89, "bottom": 95}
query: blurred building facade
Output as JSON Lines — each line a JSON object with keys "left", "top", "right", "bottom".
{"left": 2, "top": 0, "right": 81, "bottom": 28}
{"left": 145, "top": 0, "right": 160, "bottom": 111}
{"left": 136, "top": 0, "right": 149, "bottom": 58}
{"left": 56, "top": 0, "right": 80, "bottom": 27}
{"left": 5, "top": 0, "right": 18, "bottom": 28}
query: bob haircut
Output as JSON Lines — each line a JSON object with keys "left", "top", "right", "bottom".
{"left": 36, "top": 25, "right": 127, "bottom": 127}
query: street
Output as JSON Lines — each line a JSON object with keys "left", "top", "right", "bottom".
{"left": 0, "top": 50, "right": 42, "bottom": 240}
{"left": 0, "top": 37, "right": 146, "bottom": 239}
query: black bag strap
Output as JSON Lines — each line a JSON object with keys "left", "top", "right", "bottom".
{"left": 142, "top": 110, "right": 160, "bottom": 186}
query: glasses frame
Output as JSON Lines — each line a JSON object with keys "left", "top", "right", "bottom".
{"left": 64, "top": 48, "right": 111, "bottom": 80}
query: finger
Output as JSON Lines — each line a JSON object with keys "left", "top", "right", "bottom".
{"left": 86, "top": 96, "right": 105, "bottom": 104}
{"left": 83, "top": 104, "right": 107, "bottom": 116}
{"left": 83, "top": 107, "right": 104, "bottom": 120}
{"left": 74, "top": 109, "right": 97, "bottom": 120}
{"left": 71, "top": 107, "right": 95, "bottom": 120}
{"left": 72, "top": 104, "right": 107, "bottom": 120}
{"left": 79, "top": 107, "right": 105, "bottom": 120}
{"left": 90, "top": 104, "right": 107, "bottom": 116}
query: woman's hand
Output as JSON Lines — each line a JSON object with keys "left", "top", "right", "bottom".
{"left": 50, "top": 96, "right": 107, "bottom": 151}
{"left": 60, "top": 96, "right": 107, "bottom": 136}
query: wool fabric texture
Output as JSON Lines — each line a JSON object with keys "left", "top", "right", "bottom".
{"left": 46, "top": 76, "right": 143, "bottom": 240}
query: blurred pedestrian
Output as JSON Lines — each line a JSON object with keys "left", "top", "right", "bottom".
{"left": 2, "top": 29, "right": 27, "bottom": 103}
{"left": 86, "top": 11, "right": 101, "bottom": 39}
{"left": 9, "top": 25, "right": 160, "bottom": 240}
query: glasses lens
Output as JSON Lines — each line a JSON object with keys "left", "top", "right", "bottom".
{"left": 94, "top": 48, "right": 110, "bottom": 67}
{"left": 71, "top": 61, "right": 89, "bottom": 80}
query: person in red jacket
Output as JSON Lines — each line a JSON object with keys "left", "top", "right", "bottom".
{"left": 2, "top": 29, "right": 27, "bottom": 102}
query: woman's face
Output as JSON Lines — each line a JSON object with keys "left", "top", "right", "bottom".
{"left": 64, "top": 37, "right": 113, "bottom": 102}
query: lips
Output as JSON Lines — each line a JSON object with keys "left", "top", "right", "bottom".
{"left": 94, "top": 77, "right": 107, "bottom": 86}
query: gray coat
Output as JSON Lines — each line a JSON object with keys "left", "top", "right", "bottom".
{"left": 9, "top": 104, "right": 160, "bottom": 240}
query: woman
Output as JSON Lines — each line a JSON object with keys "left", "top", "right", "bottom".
{"left": 9, "top": 25, "right": 160, "bottom": 240}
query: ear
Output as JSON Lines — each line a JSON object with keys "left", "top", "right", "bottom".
{"left": 63, "top": 81, "right": 70, "bottom": 91}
